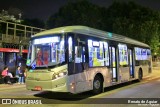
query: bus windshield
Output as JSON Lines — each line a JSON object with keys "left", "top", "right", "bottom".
{"left": 27, "top": 34, "right": 65, "bottom": 68}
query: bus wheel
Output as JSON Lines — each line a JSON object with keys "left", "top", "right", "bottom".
{"left": 92, "top": 76, "right": 103, "bottom": 94}
{"left": 138, "top": 69, "right": 143, "bottom": 81}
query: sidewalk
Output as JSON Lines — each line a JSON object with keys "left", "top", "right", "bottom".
{"left": 0, "top": 83, "right": 25, "bottom": 90}
{"left": 152, "top": 66, "right": 160, "bottom": 70}
{"left": 142, "top": 67, "right": 160, "bottom": 80}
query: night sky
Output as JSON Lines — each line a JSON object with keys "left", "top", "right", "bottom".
{"left": 0, "top": 0, "right": 160, "bottom": 20}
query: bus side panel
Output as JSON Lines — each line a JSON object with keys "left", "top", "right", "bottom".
{"left": 73, "top": 71, "right": 92, "bottom": 93}
{"left": 119, "top": 67, "right": 130, "bottom": 82}
{"left": 70, "top": 67, "right": 111, "bottom": 94}
{"left": 141, "top": 65, "right": 149, "bottom": 77}
{"left": 135, "top": 65, "right": 150, "bottom": 79}
{"left": 87, "top": 67, "right": 111, "bottom": 89}
{"left": 135, "top": 66, "right": 141, "bottom": 79}
{"left": 67, "top": 75, "right": 76, "bottom": 93}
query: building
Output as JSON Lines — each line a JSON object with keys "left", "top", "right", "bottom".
{"left": 0, "top": 20, "right": 45, "bottom": 76}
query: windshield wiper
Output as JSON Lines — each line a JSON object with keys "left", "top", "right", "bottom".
{"left": 29, "top": 56, "right": 38, "bottom": 68}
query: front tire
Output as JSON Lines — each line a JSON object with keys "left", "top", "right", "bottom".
{"left": 92, "top": 76, "right": 103, "bottom": 94}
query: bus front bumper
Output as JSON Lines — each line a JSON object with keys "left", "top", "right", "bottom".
{"left": 26, "top": 78, "right": 68, "bottom": 92}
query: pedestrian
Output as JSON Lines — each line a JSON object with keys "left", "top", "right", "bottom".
{"left": 15, "top": 66, "right": 20, "bottom": 83}
{"left": 1, "top": 66, "right": 12, "bottom": 84}
{"left": 17, "top": 66, "right": 24, "bottom": 84}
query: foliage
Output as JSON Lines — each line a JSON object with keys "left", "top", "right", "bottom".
{"left": 46, "top": 0, "right": 160, "bottom": 55}
{"left": 46, "top": 0, "right": 105, "bottom": 29}
{"left": 21, "top": 18, "right": 45, "bottom": 28}
{"left": 108, "top": 1, "right": 160, "bottom": 55}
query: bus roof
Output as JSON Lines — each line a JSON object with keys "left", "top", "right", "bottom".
{"left": 33, "top": 26, "right": 150, "bottom": 48}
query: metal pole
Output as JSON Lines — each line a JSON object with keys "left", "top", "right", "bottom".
{"left": 6, "top": 22, "right": 8, "bottom": 37}
{"left": 24, "top": 26, "right": 26, "bottom": 39}
{"left": 31, "top": 28, "right": 33, "bottom": 36}
{"left": 14, "top": 23, "right": 16, "bottom": 39}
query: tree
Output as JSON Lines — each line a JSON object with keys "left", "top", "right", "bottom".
{"left": 106, "top": 1, "right": 160, "bottom": 55}
{"left": 21, "top": 18, "right": 45, "bottom": 28}
{"left": 46, "top": 0, "right": 105, "bottom": 29}
{"left": 8, "top": 7, "right": 22, "bottom": 20}
{"left": 46, "top": 0, "right": 160, "bottom": 56}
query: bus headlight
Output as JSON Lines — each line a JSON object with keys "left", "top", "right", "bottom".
{"left": 52, "top": 72, "right": 67, "bottom": 80}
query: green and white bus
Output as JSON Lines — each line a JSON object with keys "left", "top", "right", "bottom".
{"left": 26, "top": 26, "right": 152, "bottom": 94}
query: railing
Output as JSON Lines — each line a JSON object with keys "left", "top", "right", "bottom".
{"left": 0, "top": 20, "right": 45, "bottom": 37}
{"left": 0, "top": 20, "right": 45, "bottom": 45}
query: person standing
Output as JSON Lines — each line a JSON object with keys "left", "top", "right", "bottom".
{"left": 17, "top": 66, "right": 24, "bottom": 84}
{"left": 1, "top": 66, "right": 11, "bottom": 84}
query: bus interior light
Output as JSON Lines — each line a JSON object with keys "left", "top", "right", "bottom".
{"left": 92, "top": 41, "right": 99, "bottom": 47}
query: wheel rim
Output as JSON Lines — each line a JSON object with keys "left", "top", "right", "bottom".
{"left": 94, "top": 80, "right": 100, "bottom": 89}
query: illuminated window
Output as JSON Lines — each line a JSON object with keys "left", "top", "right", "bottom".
{"left": 51, "top": 37, "right": 65, "bottom": 63}
{"left": 75, "top": 46, "right": 85, "bottom": 63}
{"left": 68, "top": 37, "right": 73, "bottom": 62}
{"left": 118, "top": 44, "right": 128, "bottom": 65}
{"left": 88, "top": 40, "right": 107, "bottom": 67}
{"left": 135, "top": 47, "right": 150, "bottom": 60}
{"left": 135, "top": 47, "right": 142, "bottom": 60}
{"left": 31, "top": 35, "right": 65, "bottom": 67}
{"left": 104, "top": 42, "right": 109, "bottom": 66}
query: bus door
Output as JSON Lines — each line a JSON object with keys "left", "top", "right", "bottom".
{"left": 74, "top": 39, "right": 89, "bottom": 93}
{"left": 129, "top": 49, "right": 134, "bottom": 78}
{"left": 109, "top": 46, "right": 118, "bottom": 82}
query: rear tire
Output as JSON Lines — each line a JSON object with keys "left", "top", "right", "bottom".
{"left": 138, "top": 69, "right": 143, "bottom": 81}
{"left": 92, "top": 76, "right": 103, "bottom": 94}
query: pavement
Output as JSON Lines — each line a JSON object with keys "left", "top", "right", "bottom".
{"left": 0, "top": 83, "right": 26, "bottom": 91}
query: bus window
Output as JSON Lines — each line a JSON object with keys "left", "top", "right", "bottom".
{"left": 118, "top": 44, "right": 128, "bottom": 66}
{"left": 51, "top": 37, "right": 65, "bottom": 64}
{"left": 147, "top": 49, "right": 151, "bottom": 60}
{"left": 142, "top": 49, "right": 147, "bottom": 60}
{"left": 68, "top": 37, "right": 73, "bottom": 62}
{"left": 43, "top": 48, "right": 49, "bottom": 65}
{"left": 88, "top": 40, "right": 104, "bottom": 67}
{"left": 75, "top": 46, "right": 85, "bottom": 63}
{"left": 36, "top": 48, "right": 43, "bottom": 66}
{"left": 104, "top": 42, "right": 109, "bottom": 66}
{"left": 31, "top": 35, "right": 65, "bottom": 67}
{"left": 135, "top": 47, "right": 142, "bottom": 60}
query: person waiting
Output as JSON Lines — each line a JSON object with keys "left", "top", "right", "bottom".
{"left": 1, "top": 66, "right": 12, "bottom": 84}
{"left": 16, "top": 66, "right": 24, "bottom": 84}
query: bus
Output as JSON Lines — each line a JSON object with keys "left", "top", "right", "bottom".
{"left": 26, "top": 26, "right": 152, "bottom": 94}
